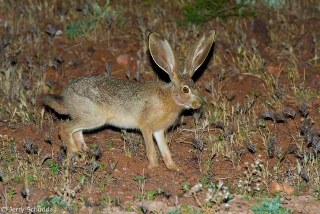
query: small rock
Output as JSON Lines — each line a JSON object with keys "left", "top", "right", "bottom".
{"left": 282, "top": 183, "right": 295, "bottom": 195}
{"left": 55, "top": 29, "right": 63, "bottom": 36}
{"left": 266, "top": 64, "right": 281, "bottom": 76}
{"left": 25, "top": 126, "right": 32, "bottom": 132}
{"left": 117, "top": 54, "right": 130, "bottom": 66}
{"left": 269, "top": 180, "right": 295, "bottom": 195}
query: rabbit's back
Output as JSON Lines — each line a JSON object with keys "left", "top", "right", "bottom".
{"left": 63, "top": 75, "right": 173, "bottom": 114}
{"left": 67, "top": 75, "right": 144, "bottom": 101}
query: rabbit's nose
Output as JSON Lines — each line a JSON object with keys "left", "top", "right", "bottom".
{"left": 191, "top": 98, "right": 202, "bottom": 109}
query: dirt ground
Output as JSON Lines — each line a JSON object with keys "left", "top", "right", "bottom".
{"left": 0, "top": 0, "right": 320, "bottom": 213}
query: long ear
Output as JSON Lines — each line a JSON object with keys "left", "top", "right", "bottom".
{"left": 149, "top": 32, "right": 178, "bottom": 80}
{"left": 184, "top": 30, "right": 215, "bottom": 77}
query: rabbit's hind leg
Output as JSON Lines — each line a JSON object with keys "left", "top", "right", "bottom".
{"left": 61, "top": 93, "right": 107, "bottom": 157}
{"left": 60, "top": 114, "right": 106, "bottom": 159}
{"left": 73, "top": 131, "right": 89, "bottom": 152}
{"left": 59, "top": 121, "right": 79, "bottom": 157}
{"left": 59, "top": 124, "right": 87, "bottom": 161}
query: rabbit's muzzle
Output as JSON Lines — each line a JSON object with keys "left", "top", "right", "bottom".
{"left": 190, "top": 96, "right": 202, "bottom": 109}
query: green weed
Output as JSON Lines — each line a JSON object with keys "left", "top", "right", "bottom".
{"left": 65, "top": 1, "right": 114, "bottom": 39}
{"left": 133, "top": 175, "right": 145, "bottom": 183}
{"left": 106, "top": 140, "right": 113, "bottom": 148}
{"left": 145, "top": 190, "right": 156, "bottom": 200}
{"left": 37, "top": 195, "right": 67, "bottom": 210}
{"left": 250, "top": 195, "right": 291, "bottom": 214}
{"left": 180, "top": 0, "right": 254, "bottom": 25}
{"left": 48, "top": 160, "right": 61, "bottom": 173}
{"left": 65, "top": 20, "right": 95, "bottom": 40}
{"left": 6, "top": 188, "right": 16, "bottom": 199}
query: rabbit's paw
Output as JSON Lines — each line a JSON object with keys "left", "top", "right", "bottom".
{"left": 147, "top": 162, "right": 159, "bottom": 170}
{"left": 69, "top": 152, "right": 88, "bottom": 163}
{"left": 77, "top": 152, "right": 88, "bottom": 161}
{"left": 167, "top": 162, "right": 180, "bottom": 171}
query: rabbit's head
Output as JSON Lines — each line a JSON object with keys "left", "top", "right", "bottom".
{"left": 149, "top": 30, "right": 215, "bottom": 109}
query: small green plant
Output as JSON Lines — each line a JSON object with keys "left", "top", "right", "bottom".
{"left": 98, "top": 182, "right": 106, "bottom": 189}
{"left": 78, "top": 195, "right": 86, "bottom": 203}
{"left": 293, "top": 189, "right": 300, "bottom": 196}
{"left": 145, "top": 190, "right": 156, "bottom": 200}
{"left": 134, "top": 192, "right": 143, "bottom": 200}
{"left": 70, "top": 201, "right": 79, "bottom": 213}
{"left": 141, "top": 188, "right": 165, "bottom": 201}
{"left": 250, "top": 195, "right": 291, "bottom": 214}
{"left": 199, "top": 176, "right": 209, "bottom": 186}
{"left": 100, "top": 195, "right": 116, "bottom": 204}
{"left": 65, "top": 1, "right": 114, "bottom": 39}
{"left": 133, "top": 175, "right": 145, "bottom": 183}
{"left": 6, "top": 188, "right": 16, "bottom": 199}
{"left": 263, "top": 0, "right": 285, "bottom": 9}
{"left": 166, "top": 208, "right": 182, "bottom": 214}
{"left": 2, "top": 145, "right": 17, "bottom": 167}
{"left": 119, "top": 18, "right": 127, "bottom": 28}
{"left": 133, "top": 175, "right": 146, "bottom": 200}
{"left": 125, "top": 206, "right": 133, "bottom": 212}
{"left": 100, "top": 196, "right": 109, "bottom": 203}
{"left": 168, "top": 204, "right": 202, "bottom": 214}
{"left": 237, "top": 0, "right": 286, "bottom": 9}
{"left": 181, "top": 203, "right": 193, "bottom": 213}
{"left": 97, "top": 161, "right": 104, "bottom": 170}
{"left": 181, "top": 182, "right": 190, "bottom": 192}
{"left": 48, "top": 160, "right": 61, "bottom": 173}
{"left": 156, "top": 188, "right": 164, "bottom": 195}
{"left": 180, "top": 0, "right": 255, "bottom": 25}
{"left": 89, "top": 143, "right": 99, "bottom": 150}
{"left": 49, "top": 196, "right": 67, "bottom": 208}
{"left": 258, "top": 119, "right": 266, "bottom": 128}
{"left": 26, "top": 175, "right": 34, "bottom": 183}
{"left": 65, "top": 20, "right": 95, "bottom": 40}
{"left": 106, "top": 140, "right": 113, "bottom": 148}
{"left": 78, "top": 175, "right": 86, "bottom": 184}
{"left": 37, "top": 195, "right": 67, "bottom": 210}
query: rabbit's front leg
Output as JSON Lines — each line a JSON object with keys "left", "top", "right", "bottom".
{"left": 153, "top": 130, "right": 179, "bottom": 171}
{"left": 141, "top": 129, "right": 159, "bottom": 169}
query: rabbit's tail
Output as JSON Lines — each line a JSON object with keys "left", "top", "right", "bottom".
{"left": 42, "top": 94, "right": 68, "bottom": 115}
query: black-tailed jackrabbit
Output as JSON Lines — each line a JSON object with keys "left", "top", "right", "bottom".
{"left": 43, "top": 30, "right": 215, "bottom": 170}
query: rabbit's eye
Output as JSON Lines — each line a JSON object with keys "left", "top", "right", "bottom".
{"left": 182, "top": 86, "right": 190, "bottom": 93}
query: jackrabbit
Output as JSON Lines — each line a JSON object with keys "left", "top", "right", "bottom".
{"left": 43, "top": 30, "right": 215, "bottom": 170}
